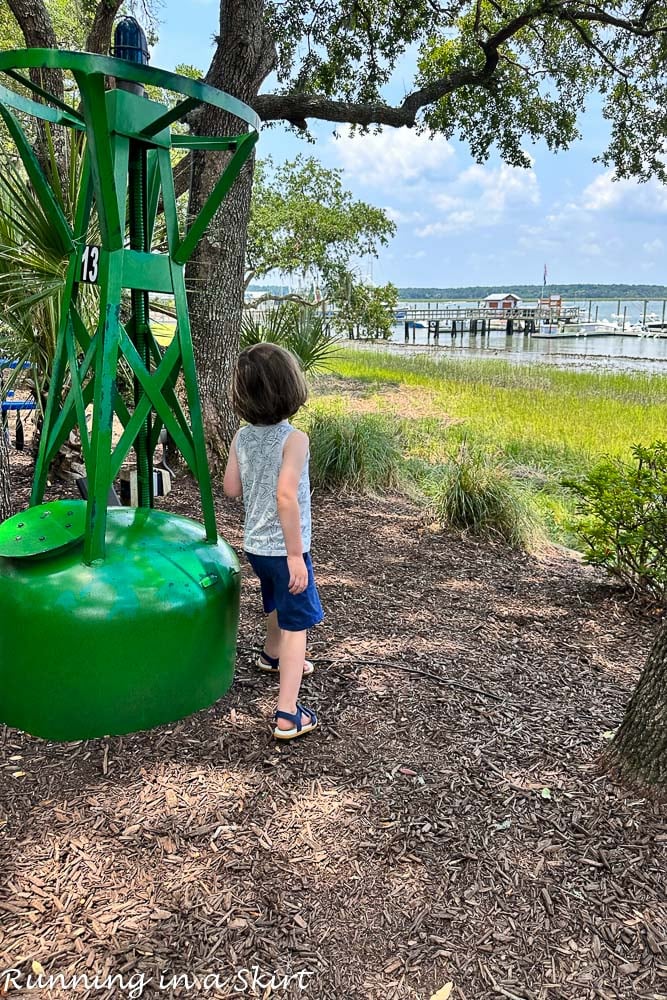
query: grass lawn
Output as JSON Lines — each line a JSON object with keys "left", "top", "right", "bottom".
{"left": 152, "top": 319, "right": 176, "bottom": 348}
{"left": 310, "top": 349, "right": 667, "bottom": 545}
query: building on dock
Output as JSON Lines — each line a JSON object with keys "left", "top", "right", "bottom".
{"left": 482, "top": 292, "right": 523, "bottom": 312}
{"left": 538, "top": 293, "right": 562, "bottom": 312}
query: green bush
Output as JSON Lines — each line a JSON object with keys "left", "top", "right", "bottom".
{"left": 240, "top": 303, "right": 340, "bottom": 373}
{"left": 566, "top": 441, "right": 667, "bottom": 600}
{"left": 306, "top": 408, "right": 402, "bottom": 492}
{"left": 426, "top": 440, "right": 543, "bottom": 550}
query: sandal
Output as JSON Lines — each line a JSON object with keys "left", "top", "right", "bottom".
{"left": 273, "top": 703, "right": 318, "bottom": 741}
{"left": 257, "top": 650, "right": 314, "bottom": 677}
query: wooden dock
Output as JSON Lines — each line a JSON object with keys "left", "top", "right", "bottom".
{"left": 397, "top": 304, "right": 581, "bottom": 343}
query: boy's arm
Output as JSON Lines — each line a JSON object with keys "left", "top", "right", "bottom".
{"left": 222, "top": 432, "right": 243, "bottom": 498}
{"left": 276, "top": 430, "right": 309, "bottom": 595}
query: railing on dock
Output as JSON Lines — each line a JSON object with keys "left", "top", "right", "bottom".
{"left": 399, "top": 304, "right": 580, "bottom": 344}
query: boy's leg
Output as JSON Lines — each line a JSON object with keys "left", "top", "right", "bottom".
{"left": 264, "top": 610, "right": 281, "bottom": 659}
{"left": 260, "top": 610, "right": 313, "bottom": 676}
{"left": 275, "top": 628, "right": 308, "bottom": 732}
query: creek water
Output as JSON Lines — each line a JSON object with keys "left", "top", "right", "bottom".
{"left": 370, "top": 300, "right": 667, "bottom": 374}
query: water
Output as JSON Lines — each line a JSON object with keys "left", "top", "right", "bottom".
{"left": 381, "top": 299, "right": 667, "bottom": 374}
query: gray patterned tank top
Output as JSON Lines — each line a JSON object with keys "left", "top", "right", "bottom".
{"left": 235, "top": 421, "right": 312, "bottom": 556}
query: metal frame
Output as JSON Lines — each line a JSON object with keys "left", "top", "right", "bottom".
{"left": 0, "top": 50, "right": 259, "bottom": 563}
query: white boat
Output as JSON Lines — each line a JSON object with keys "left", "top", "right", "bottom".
{"left": 569, "top": 320, "right": 620, "bottom": 334}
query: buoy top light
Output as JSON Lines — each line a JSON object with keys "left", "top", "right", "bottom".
{"left": 111, "top": 16, "right": 150, "bottom": 65}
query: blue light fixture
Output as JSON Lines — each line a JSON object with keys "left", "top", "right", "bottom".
{"left": 111, "top": 16, "right": 150, "bottom": 65}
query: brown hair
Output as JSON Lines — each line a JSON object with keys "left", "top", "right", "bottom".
{"left": 232, "top": 343, "right": 308, "bottom": 425}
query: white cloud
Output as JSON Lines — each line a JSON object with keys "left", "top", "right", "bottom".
{"left": 456, "top": 162, "right": 540, "bottom": 211}
{"left": 415, "top": 163, "right": 540, "bottom": 237}
{"left": 418, "top": 211, "right": 475, "bottom": 237}
{"left": 384, "top": 206, "right": 425, "bottom": 224}
{"left": 332, "top": 129, "right": 455, "bottom": 187}
{"left": 643, "top": 238, "right": 664, "bottom": 255}
{"left": 581, "top": 170, "right": 667, "bottom": 215}
{"left": 432, "top": 193, "right": 462, "bottom": 212}
{"left": 581, "top": 172, "right": 622, "bottom": 211}
{"left": 516, "top": 225, "right": 560, "bottom": 252}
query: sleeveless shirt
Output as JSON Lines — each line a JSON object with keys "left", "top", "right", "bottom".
{"left": 234, "top": 421, "right": 312, "bottom": 556}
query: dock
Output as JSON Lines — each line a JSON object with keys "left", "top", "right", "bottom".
{"left": 397, "top": 303, "right": 581, "bottom": 343}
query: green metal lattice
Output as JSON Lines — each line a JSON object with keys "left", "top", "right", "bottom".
{"left": 0, "top": 49, "right": 260, "bottom": 563}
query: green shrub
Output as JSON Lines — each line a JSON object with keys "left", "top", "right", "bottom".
{"left": 306, "top": 408, "right": 402, "bottom": 492}
{"left": 426, "top": 440, "right": 543, "bottom": 550}
{"left": 566, "top": 441, "right": 667, "bottom": 600}
{"left": 241, "top": 303, "right": 340, "bottom": 373}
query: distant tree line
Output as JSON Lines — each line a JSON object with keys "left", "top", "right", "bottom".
{"left": 397, "top": 285, "right": 667, "bottom": 300}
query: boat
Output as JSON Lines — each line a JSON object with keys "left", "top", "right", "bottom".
{"left": 538, "top": 321, "right": 562, "bottom": 336}
{"left": 565, "top": 320, "right": 620, "bottom": 335}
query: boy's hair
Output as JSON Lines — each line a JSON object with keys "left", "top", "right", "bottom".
{"left": 232, "top": 343, "right": 308, "bottom": 425}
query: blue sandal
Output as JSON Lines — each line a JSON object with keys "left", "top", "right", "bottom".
{"left": 258, "top": 650, "right": 314, "bottom": 676}
{"left": 273, "top": 703, "right": 318, "bottom": 740}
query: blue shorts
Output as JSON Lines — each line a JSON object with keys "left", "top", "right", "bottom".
{"left": 245, "top": 551, "right": 324, "bottom": 632}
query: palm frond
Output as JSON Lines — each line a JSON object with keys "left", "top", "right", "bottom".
{"left": 0, "top": 126, "right": 97, "bottom": 408}
{"left": 240, "top": 303, "right": 340, "bottom": 374}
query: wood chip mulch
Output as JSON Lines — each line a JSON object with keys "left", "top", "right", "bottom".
{"left": 1, "top": 449, "right": 666, "bottom": 1000}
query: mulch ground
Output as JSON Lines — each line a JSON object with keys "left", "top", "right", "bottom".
{"left": 1, "top": 444, "right": 666, "bottom": 1000}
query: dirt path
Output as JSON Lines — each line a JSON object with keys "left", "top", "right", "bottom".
{"left": 0, "top": 456, "right": 666, "bottom": 1000}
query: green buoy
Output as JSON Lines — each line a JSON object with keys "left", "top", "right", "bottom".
{"left": 0, "top": 35, "right": 260, "bottom": 740}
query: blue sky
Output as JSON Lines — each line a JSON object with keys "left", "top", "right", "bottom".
{"left": 153, "top": 1, "right": 667, "bottom": 289}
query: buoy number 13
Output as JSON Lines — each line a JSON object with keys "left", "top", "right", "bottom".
{"left": 81, "top": 245, "right": 100, "bottom": 284}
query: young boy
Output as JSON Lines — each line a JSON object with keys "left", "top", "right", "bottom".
{"left": 223, "top": 343, "right": 323, "bottom": 740}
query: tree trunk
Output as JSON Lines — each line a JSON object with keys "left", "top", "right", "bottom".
{"left": 0, "top": 425, "right": 12, "bottom": 523}
{"left": 187, "top": 155, "right": 256, "bottom": 466}
{"left": 604, "top": 622, "right": 667, "bottom": 795}
{"left": 6, "top": 0, "right": 64, "bottom": 105}
{"left": 186, "top": 0, "right": 274, "bottom": 467}
{"left": 6, "top": 0, "right": 67, "bottom": 174}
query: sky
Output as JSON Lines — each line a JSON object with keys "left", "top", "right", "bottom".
{"left": 152, "top": 1, "right": 667, "bottom": 290}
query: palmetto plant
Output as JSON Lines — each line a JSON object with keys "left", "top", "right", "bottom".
{"left": 240, "top": 303, "right": 341, "bottom": 374}
{"left": 0, "top": 128, "right": 97, "bottom": 405}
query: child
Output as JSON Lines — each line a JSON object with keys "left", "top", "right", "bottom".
{"left": 223, "top": 343, "right": 323, "bottom": 741}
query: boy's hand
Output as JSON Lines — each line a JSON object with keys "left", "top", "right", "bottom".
{"left": 287, "top": 555, "right": 308, "bottom": 594}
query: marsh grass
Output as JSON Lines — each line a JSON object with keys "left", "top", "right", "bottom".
{"left": 307, "top": 350, "right": 667, "bottom": 548}
{"left": 304, "top": 406, "right": 402, "bottom": 492}
{"left": 424, "top": 439, "right": 544, "bottom": 550}
{"left": 331, "top": 350, "right": 667, "bottom": 474}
